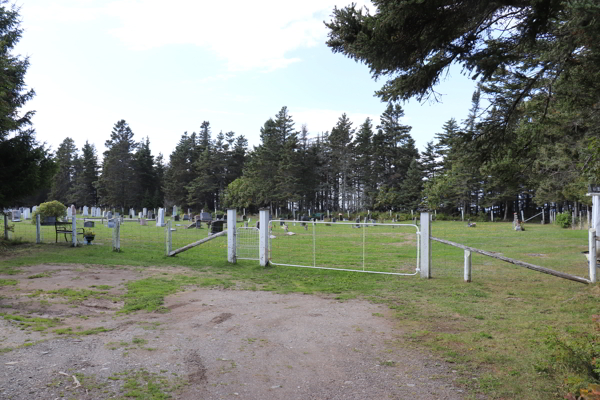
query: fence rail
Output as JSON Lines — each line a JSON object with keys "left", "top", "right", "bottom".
{"left": 431, "top": 236, "right": 592, "bottom": 284}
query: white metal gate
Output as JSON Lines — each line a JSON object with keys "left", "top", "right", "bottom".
{"left": 236, "top": 226, "right": 260, "bottom": 260}
{"left": 267, "top": 220, "right": 421, "bottom": 276}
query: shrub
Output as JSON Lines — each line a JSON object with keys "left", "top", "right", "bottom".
{"left": 555, "top": 211, "right": 572, "bottom": 228}
{"left": 31, "top": 201, "right": 66, "bottom": 224}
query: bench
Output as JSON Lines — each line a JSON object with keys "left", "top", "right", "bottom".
{"left": 55, "top": 221, "right": 84, "bottom": 243}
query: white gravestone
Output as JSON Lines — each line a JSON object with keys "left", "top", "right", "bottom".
{"left": 23, "top": 208, "right": 30, "bottom": 220}
{"left": 83, "top": 206, "right": 89, "bottom": 216}
{"left": 138, "top": 212, "right": 143, "bottom": 218}
{"left": 67, "top": 207, "right": 72, "bottom": 219}
{"left": 173, "top": 205, "right": 177, "bottom": 217}
{"left": 156, "top": 208, "right": 166, "bottom": 227}
{"left": 11, "top": 210, "right": 21, "bottom": 222}
{"left": 143, "top": 208, "right": 148, "bottom": 218}
{"left": 32, "top": 206, "right": 38, "bottom": 213}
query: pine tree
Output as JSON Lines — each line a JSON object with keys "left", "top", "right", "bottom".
{"left": 68, "top": 141, "right": 98, "bottom": 206}
{"left": 0, "top": 1, "right": 55, "bottom": 210}
{"left": 97, "top": 120, "right": 138, "bottom": 209}
{"left": 163, "top": 132, "right": 198, "bottom": 207}
{"left": 49, "top": 138, "right": 78, "bottom": 204}
{"left": 133, "top": 137, "right": 156, "bottom": 207}
{"left": 329, "top": 114, "right": 354, "bottom": 210}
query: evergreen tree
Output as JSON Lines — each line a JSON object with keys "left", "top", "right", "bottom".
{"left": 353, "top": 118, "right": 375, "bottom": 209}
{"left": 0, "top": 1, "right": 55, "bottom": 210}
{"left": 97, "top": 120, "right": 138, "bottom": 209}
{"left": 49, "top": 138, "right": 78, "bottom": 204}
{"left": 68, "top": 141, "right": 98, "bottom": 206}
{"left": 329, "top": 114, "right": 354, "bottom": 210}
{"left": 421, "top": 141, "right": 439, "bottom": 181}
{"left": 163, "top": 132, "right": 198, "bottom": 207}
{"left": 134, "top": 137, "right": 156, "bottom": 208}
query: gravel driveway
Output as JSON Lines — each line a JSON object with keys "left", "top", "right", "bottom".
{"left": 0, "top": 264, "right": 467, "bottom": 399}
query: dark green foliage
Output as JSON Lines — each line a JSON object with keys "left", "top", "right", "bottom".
{"left": 0, "top": 1, "right": 54, "bottom": 210}
{"left": 97, "top": 120, "right": 138, "bottom": 209}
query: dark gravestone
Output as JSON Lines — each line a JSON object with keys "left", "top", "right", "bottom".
{"left": 149, "top": 213, "right": 155, "bottom": 219}
{"left": 84, "top": 221, "right": 95, "bottom": 228}
{"left": 42, "top": 216, "right": 56, "bottom": 226}
{"left": 195, "top": 220, "right": 202, "bottom": 228}
{"left": 107, "top": 211, "right": 113, "bottom": 219}
{"left": 216, "top": 214, "right": 224, "bottom": 220}
{"left": 280, "top": 217, "right": 284, "bottom": 226}
{"left": 174, "top": 215, "right": 180, "bottom": 221}
{"left": 183, "top": 214, "right": 190, "bottom": 221}
{"left": 211, "top": 220, "right": 224, "bottom": 234}
{"left": 332, "top": 217, "right": 337, "bottom": 223}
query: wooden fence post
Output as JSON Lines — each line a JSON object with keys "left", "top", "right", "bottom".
{"left": 112, "top": 219, "right": 120, "bottom": 252}
{"left": 464, "top": 250, "right": 472, "bottom": 283}
{"left": 420, "top": 212, "right": 431, "bottom": 278}
{"left": 227, "top": 209, "right": 236, "bottom": 264}
{"left": 36, "top": 214, "right": 41, "bottom": 244}
{"left": 589, "top": 229, "right": 597, "bottom": 284}
{"left": 166, "top": 220, "right": 172, "bottom": 256}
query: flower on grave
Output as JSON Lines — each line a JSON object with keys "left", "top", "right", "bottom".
{"left": 83, "top": 229, "right": 95, "bottom": 237}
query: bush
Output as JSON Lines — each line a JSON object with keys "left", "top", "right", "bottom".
{"left": 555, "top": 211, "right": 572, "bottom": 228}
{"left": 31, "top": 201, "right": 66, "bottom": 224}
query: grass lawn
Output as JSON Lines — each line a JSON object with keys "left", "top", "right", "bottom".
{"left": 1, "top": 217, "right": 598, "bottom": 399}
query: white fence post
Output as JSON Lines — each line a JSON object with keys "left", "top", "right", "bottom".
{"left": 166, "top": 220, "right": 172, "bottom": 256}
{"left": 464, "top": 250, "right": 472, "bottom": 283}
{"left": 227, "top": 209, "right": 236, "bottom": 264}
{"left": 589, "top": 229, "right": 597, "bottom": 283}
{"left": 259, "top": 209, "right": 269, "bottom": 267}
{"left": 420, "top": 212, "right": 431, "bottom": 278}
{"left": 72, "top": 214, "right": 77, "bottom": 247}
{"left": 112, "top": 219, "right": 121, "bottom": 252}
{"left": 36, "top": 214, "right": 41, "bottom": 244}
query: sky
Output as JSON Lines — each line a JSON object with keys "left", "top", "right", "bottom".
{"left": 16, "top": 0, "right": 477, "bottom": 160}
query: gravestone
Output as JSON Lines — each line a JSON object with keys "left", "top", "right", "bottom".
{"left": 183, "top": 214, "right": 190, "bottom": 221}
{"left": 67, "top": 207, "right": 72, "bottom": 219}
{"left": 149, "top": 213, "right": 155, "bottom": 219}
{"left": 210, "top": 220, "right": 224, "bottom": 234}
{"left": 130, "top": 208, "right": 135, "bottom": 218}
{"left": 32, "top": 206, "right": 38, "bottom": 213}
{"left": 102, "top": 211, "right": 106, "bottom": 218}
{"left": 173, "top": 205, "right": 177, "bottom": 217}
{"left": 143, "top": 208, "right": 148, "bottom": 218}
{"left": 107, "top": 219, "right": 115, "bottom": 228}
{"left": 156, "top": 208, "right": 166, "bottom": 227}
{"left": 139, "top": 212, "right": 143, "bottom": 218}
{"left": 355, "top": 217, "right": 360, "bottom": 228}
{"left": 199, "top": 212, "right": 212, "bottom": 222}
{"left": 280, "top": 217, "right": 284, "bottom": 226}
{"left": 195, "top": 220, "right": 202, "bottom": 228}
{"left": 83, "top": 206, "right": 89, "bottom": 216}
{"left": 19, "top": 207, "right": 24, "bottom": 214}
{"left": 23, "top": 208, "right": 31, "bottom": 220}
{"left": 174, "top": 215, "right": 180, "bottom": 221}
{"left": 107, "top": 211, "right": 113, "bottom": 219}
{"left": 332, "top": 217, "right": 337, "bottom": 223}
{"left": 11, "top": 210, "right": 21, "bottom": 222}
{"left": 84, "top": 221, "right": 94, "bottom": 228}
{"left": 139, "top": 218, "right": 147, "bottom": 226}
{"left": 216, "top": 214, "right": 223, "bottom": 220}
{"left": 42, "top": 216, "right": 55, "bottom": 226}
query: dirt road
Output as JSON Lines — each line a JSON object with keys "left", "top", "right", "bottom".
{"left": 0, "top": 264, "right": 466, "bottom": 399}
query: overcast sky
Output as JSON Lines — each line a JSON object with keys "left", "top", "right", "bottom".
{"left": 16, "top": 0, "right": 477, "bottom": 159}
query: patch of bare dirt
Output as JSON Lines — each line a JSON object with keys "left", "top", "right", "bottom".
{"left": 0, "top": 264, "right": 469, "bottom": 399}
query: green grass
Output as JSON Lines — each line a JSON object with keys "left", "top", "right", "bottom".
{"left": 0, "top": 218, "right": 598, "bottom": 399}
{"left": 0, "top": 313, "right": 61, "bottom": 331}
{"left": 0, "top": 278, "right": 17, "bottom": 286}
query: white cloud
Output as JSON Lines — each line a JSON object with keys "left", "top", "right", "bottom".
{"left": 24, "top": 0, "right": 371, "bottom": 72}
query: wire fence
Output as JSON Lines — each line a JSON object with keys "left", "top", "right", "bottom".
{"left": 268, "top": 220, "right": 420, "bottom": 275}
{"left": 1, "top": 215, "right": 228, "bottom": 253}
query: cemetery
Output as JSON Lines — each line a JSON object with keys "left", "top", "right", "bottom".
{"left": 2, "top": 0, "right": 600, "bottom": 398}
